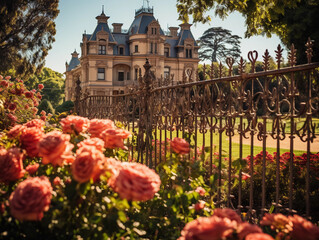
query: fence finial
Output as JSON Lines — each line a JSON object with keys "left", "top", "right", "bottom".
{"left": 288, "top": 44, "right": 297, "bottom": 67}
{"left": 262, "top": 49, "right": 270, "bottom": 71}
{"left": 305, "top": 38, "right": 314, "bottom": 64}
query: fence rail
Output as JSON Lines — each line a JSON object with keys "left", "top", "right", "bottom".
{"left": 76, "top": 39, "right": 319, "bottom": 220}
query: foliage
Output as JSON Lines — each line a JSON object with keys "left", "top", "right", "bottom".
{"left": 55, "top": 101, "right": 74, "bottom": 114}
{"left": 25, "top": 67, "right": 65, "bottom": 108}
{"left": 0, "top": 0, "right": 59, "bottom": 77}
{"left": 38, "top": 99, "right": 55, "bottom": 115}
{"left": 198, "top": 27, "right": 241, "bottom": 62}
{"left": 0, "top": 75, "right": 43, "bottom": 130}
{"left": 176, "top": 0, "right": 319, "bottom": 63}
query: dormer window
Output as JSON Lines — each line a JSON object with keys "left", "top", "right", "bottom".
{"left": 186, "top": 49, "right": 192, "bottom": 58}
{"left": 119, "top": 46, "right": 124, "bottom": 55}
{"left": 99, "top": 45, "right": 106, "bottom": 55}
{"left": 164, "top": 47, "right": 169, "bottom": 57}
{"left": 151, "top": 28, "right": 157, "bottom": 35}
{"left": 135, "top": 45, "right": 138, "bottom": 53}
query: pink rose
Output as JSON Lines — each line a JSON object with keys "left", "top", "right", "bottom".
{"left": 100, "top": 128, "right": 131, "bottom": 149}
{"left": 38, "top": 130, "right": 75, "bottom": 166}
{"left": 7, "top": 124, "right": 25, "bottom": 138}
{"left": 0, "top": 148, "right": 25, "bottom": 184}
{"left": 194, "top": 201, "right": 205, "bottom": 211}
{"left": 260, "top": 213, "right": 291, "bottom": 231}
{"left": 179, "top": 216, "right": 236, "bottom": 240}
{"left": 245, "top": 233, "right": 274, "bottom": 240}
{"left": 108, "top": 162, "right": 161, "bottom": 201}
{"left": 38, "top": 84, "right": 44, "bottom": 90}
{"left": 60, "top": 116, "right": 89, "bottom": 134}
{"left": 23, "top": 119, "right": 45, "bottom": 130}
{"left": 77, "top": 137, "right": 105, "bottom": 152}
{"left": 26, "top": 163, "right": 39, "bottom": 175}
{"left": 20, "top": 127, "right": 43, "bottom": 157}
{"left": 88, "top": 119, "right": 115, "bottom": 138}
{"left": 9, "top": 176, "right": 52, "bottom": 221}
{"left": 212, "top": 208, "right": 242, "bottom": 223}
{"left": 289, "top": 215, "right": 319, "bottom": 240}
{"left": 5, "top": 76, "right": 11, "bottom": 80}
{"left": 24, "top": 91, "right": 34, "bottom": 98}
{"left": 237, "top": 222, "right": 262, "bottom": 240}
{"left": 171, "top": 137, "right": 190, "bottom": 154}
{"left": 72, "top": 146, "right": 106, "bottom": 183}
{"left": 195, "top": 186, "right": 206, "bottom": 196}
{"left": 53, "top": 177, "right": 62, "bottom": 186}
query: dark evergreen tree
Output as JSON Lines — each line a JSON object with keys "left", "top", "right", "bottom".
{"left": 0, "top": 0, "right": 59, "bottom": 77}
{"left": 198, "top": 27, "right": 241, "bottom": 62}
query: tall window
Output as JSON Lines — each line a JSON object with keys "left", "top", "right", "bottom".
{"left": 186, "top": 49, "right": 192, "bottom": 58}
{"left": 134, "top": 68, "right": 138, "bottom": 80}
{"left": 119, "top": 47, "right": 124, "bottom": 55}
{"left": 155, "top": 43, "right": 157, "bottom": 54}
{"left": 118, "top": 71, "right": 124, "bottom": 81}
{"left": 164, "top": 47, "right": 169, "bottom": 57}
{"left": 98, "top": 45, "right": 106, "bottom": 55}
{"left": 151, "top": 28, "right": 157, "bottom": 35}
{"left": 98, "top": 68, "right": 105, "bottom": 80}
{"left": 127, "top": 72, "right": 130, "bottom": 80}
{"left": 150, "top": 42, "right": 153, "bottom": 53}
{"left": 135, "top": 45, "right": 138, "bottom": 53}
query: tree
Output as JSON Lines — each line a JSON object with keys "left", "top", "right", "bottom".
{"left": 198, "top": 27, "right": 241, "bottom": 63}
{"left": 38, "top": 99, "right": 55, "bottom": 115}
{"left": 56, "top": 101, "right": 74, "bottom": 114}
{"left": 0, "top": 0, "right": 59, "bottom": 77}
{"left": 176, "top": 0, "right": 319, "bottom": 63}
{"left": 25, "top": 67, "right": 65, "bottom": 109}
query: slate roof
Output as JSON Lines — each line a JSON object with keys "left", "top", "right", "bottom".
{"left": 177, "top": 29, "right": 198, "bottom": 46}
{"left": 113, "top": 34, "right": 130, "bottom": 55}
{"left": 67, "top": 56, "right": 80, "bottom": 71}
{"left": 128, "top": 14, "right": 164, "bottom": 35}
{"left": 165, "top": 39, "right": 179, "bottom": 58}
{"left": 89, "top": 22, "right": 116, "bottom": 42}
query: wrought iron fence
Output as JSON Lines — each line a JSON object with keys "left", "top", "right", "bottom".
{"left": 75, "top": 39, "right": 319, "bottom": 220}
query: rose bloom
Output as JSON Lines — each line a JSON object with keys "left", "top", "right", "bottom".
{"left": 178, "top": 216, "right": 237, "bottom": 240}
{"left": 0, "top": 80, "right": 9, "bottom": 87}
{"left": 104, "top": 157, "right": 123, "bottom": 175}
{"left": 26, "top": 163, "right": 39, "bottom": 175}
{"left": 8, "top": 103, "right": 17, "bottom": 112}
{"left": 171, "top": 137, "right": 190, "bottom": 154}
{"left": 108, "top": 162, "right": 161, "bottom": 201}
{"left": 5, "top": 76, "right": 11, "bottom": 80}
{"left": 260, "top": 213, "right": 291, "bottom": 232}
{"left": 100, "top": 128, "right": 131, "bottom": 149}
{"left": 72, "top": 146, "right": 106, "bottom": 183}
{"left": 53, "top": 177, "right": 62, "bottom": 186}
{"left": 0, "top": 148, "right": 25, "bottom": 184}
{"left": 237, "top": 222, "right": 262, "bottom": 240}
{"left": 60, "top": 115, "right": 89, "bottom": 134}
{"left": 24, "top": 91, "right": 34, "bottom": 98}
{"left": 88, "top": 119, "right": 115, "bottom": 138}
{"left": 77, "top": 137, "right": 105, "bottom": 152}
{"left": 245, "top": 233, "right": 274, "bottom": 240}
{"left": 242, "top": 172, "right": 251, "bottom": 181}
{"left": 38, "top": 130, "right": 75, "bottom": 166}
{"left": 194, "top": 201, "right": 205, "bottom": 211}
{"left": 7, "top": 124, "right": 25, "bottom": 138}
{"left": 24, "top": 119, "right": 45, "bottom": 130}
{"left": 289, "top": 215, "right": 319, "bottom": 240}
{"left": 9, "top": 176, "right": 52, "bottom": 221}
{"left": 212, "top": 208, "right": 242, "bottom": 223}
{"left": 7, "top": 113, "right": 17, "bottom": 125}
{"left": 195, "top": 186, "right": 206, "bottom": 196}
{"left": 38, "top": 84, "right": 44, "bottom": 90}
{"left": 20, "top": 127, "right": 43, "bottom": 157}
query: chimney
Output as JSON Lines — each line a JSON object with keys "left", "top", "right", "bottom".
{"left": 112, "top": 23, "right": 123, "bottom": 33}
{"left": 179, "top": 23, "right": 192, "bottom": 31}
{"left": 169, "top": 27, "right": 179, "bottom": 37}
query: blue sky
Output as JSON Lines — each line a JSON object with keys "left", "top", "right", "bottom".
{"left": 45, "top": 0, "right": 285, "bottom": 74}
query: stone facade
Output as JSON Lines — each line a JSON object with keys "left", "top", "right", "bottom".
{"left": 65, "top": 6, "right": 199, "bottom": 101}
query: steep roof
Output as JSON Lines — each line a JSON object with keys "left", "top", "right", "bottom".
{"left": 89, "top": 22, "right": 116, "bottom": 42}
{"left": 177, "top": 29, "right": 198, "bottom": 46}
{"left": 67, "top": 51, "right": 80, "bottom": 71}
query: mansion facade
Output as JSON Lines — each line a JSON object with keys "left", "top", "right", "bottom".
{"left": 65, "top": 6, "right": 199, "bottom": 101}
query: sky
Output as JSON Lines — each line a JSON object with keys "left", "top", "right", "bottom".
{"left": 45, "top": 0, "right": 286, "bottom": 74}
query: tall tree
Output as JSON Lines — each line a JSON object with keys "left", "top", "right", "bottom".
{"left": 198, "top": 27, "right": 241, "bottom": 62}
{"left": 0, "top": 0, "right": 59, "bottom": 77}
{"left": 176, "top": 0, "right": 319, "bottom": 63}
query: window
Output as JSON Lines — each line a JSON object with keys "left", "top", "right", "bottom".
{"left": 186, "top": 49, "right": 192, "bottom": 58}
{"left": 164, "top": 67, "right": 170, "bottom": 78}
{"left": 135, "top": 45, "right": 138, "bottom": 53}
{"left": 155, "top": 43, "right": 157, "bottom": 54}
{"left": 164, "top": 47, "right": 169, "bottom": 57}
{"left": 98, "top": 45, "right": 106, "bottom": 55}
{"left": 134, "top": 68, "right": 138, "bottom": 80}
{"left": 150, "top": 42, "right": 153, "bottom": 53}
{"left": 98, "top": 68, "right": 105, "bottom": 80}
{"left": 118, "top": 71, "right": 124, "bottom": 81}
{"left": 127, "top": 72, "right": 130, "bottom": 80}
{"left": 151, "top": 28, "right": 157, "bottom": 35}
{"left": 119, "top": 47, "right": 124, "bottom": 55}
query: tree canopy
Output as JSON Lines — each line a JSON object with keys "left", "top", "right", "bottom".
{"left": 0, "top": 0, "right": 59, "bottom": 77}
{"left": 176, "top": 0, "right": 319, "bottom": 63}
{"left": 198, "top": 27, "right": 241, "bottom": 62}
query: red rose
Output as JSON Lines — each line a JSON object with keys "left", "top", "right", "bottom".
{"left": 108, "top": 162, "right": 161, "bottom": 201}
{"left": 24, "top": 91, "right": 34, "bottom": 98}
{"left": 0, "top": 80, "right": 9, "bottom": 87}
{"left": 100, "top": 128, "right": 131, "bottom": 149}
{"left": 212, "top": 208, "right": 242, "bottom": 223}
{"left": 38, "top": 130, "right": 74, "bottom": 166}
{"left": 8, "top": 103, "right": 17, "bottom": 112}
{"left": 77, "top": 137, "right": 105, "bottom": 152}
{"left": 0, "top": 148, "right": 25, "bottom": 184}
{"left": 26, "top": 163, "right": 39, "bottom": 175}
{"left": 9, "top": 176, "right": 52, "bottom": 221}
{"left": 53, "top": 177, "right": 62, "bottom": 186}
{"left": 88, "top": 119, "right": 115, "bottom": 138}
{"left": 24, "top": 119, "right": 45, "bottom": 130}
{"left": 245, "top": 233, "right": 274, "bottom": 240}
{"left": 171, "top": 137, "right": 190, "bottom": 154}
{"left": 179, "top": 216, "right": 236, "bottom": 240}
{"left": 20, "top": 127, "right": 43, "bottom": 157}
{"left": 194, "top": 201, "right": 205, "bottom": 211}
{"left": 60, "top": 115, "right": 89, "bottom": 134}
{"left": 72, "top": 146, "right": 106, "bottom": 183}
{"left": 38, "top": 84, "right": 44, "bottom": 90}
